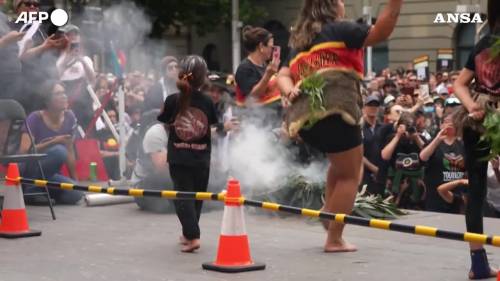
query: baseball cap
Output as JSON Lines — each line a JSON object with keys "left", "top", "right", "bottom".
{"left": 364, "top": 95, "right": 381, "bottom": 106}
{"left": 384, "top": 95, "right": 396, "bottom": 105}
{"left": 59, "top": 24, "right": 80, "bottom": 34}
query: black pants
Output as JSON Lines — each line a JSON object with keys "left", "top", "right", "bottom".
{"left": 463, "top": 127, "right": 490, "bottom": 234}
{"left": 169, "top": 164, "right": 210, "bottom": 240}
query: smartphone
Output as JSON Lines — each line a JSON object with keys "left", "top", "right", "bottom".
{"left": 272, "top": 46, "right": 281, "bottom": 61}
{"left": 53, "top": 30, "right": 64, "bottom": 39}
{"left": 420, "top": 84, "right": 430, "bottom": 100}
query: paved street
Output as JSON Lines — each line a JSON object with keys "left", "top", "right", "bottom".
{"left": 1, "top": 199, "right": 500, "bottom": 281}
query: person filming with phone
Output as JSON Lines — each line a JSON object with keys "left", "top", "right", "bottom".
{"left": 419, "top": 111, "right": 466, "bottom": 213}
{"left": 56, "top": 24, "right": 96, "bottom": 129}
{"left": 235, "top": 26, "right": 282, "bottom": 127}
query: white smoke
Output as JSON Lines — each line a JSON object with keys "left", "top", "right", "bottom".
{"left": 225, "top": 123, "right": 328, "bottom": 192}
{"left": 79, "top": 1, "right": 178, "bottom": 74}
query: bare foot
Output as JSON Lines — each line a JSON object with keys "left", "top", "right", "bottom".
{"left": 324, "top": 239, "right": 357, "bottom": 253}
{"left": 181, "top": 239, "right": 200, "bottom": 253}
{"left": 468, "top": 268, "right": 497, "bottom": 280}
{"left": 179, "top": 235, "right": 188, "bottom": 245}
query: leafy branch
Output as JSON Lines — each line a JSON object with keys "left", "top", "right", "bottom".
{"left": 480, "top": 110, "right": 500, "bottom": 160}
{"left": 299, "top": 73, "right": 327, "bottom": 129}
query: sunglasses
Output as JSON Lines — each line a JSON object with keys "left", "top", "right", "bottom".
{"left": 21, "top": 1, "right": 39, "bottom": 7}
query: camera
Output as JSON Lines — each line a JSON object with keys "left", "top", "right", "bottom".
{"left": 407, "top": 126, "right": 417, "bottom": 134}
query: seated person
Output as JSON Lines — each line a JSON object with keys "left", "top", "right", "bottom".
{"left": 96, "top": 108, "right": 120, "bottom": 180}
{"left": 19, "top": 80, "right": 83, "bottom": 205}
{"left": 131, "top": 110, "right": 173, "bottom": 213}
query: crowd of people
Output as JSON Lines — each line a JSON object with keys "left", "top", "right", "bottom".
{"left": 1, "top": 0, "right": 500, "bottom": 278}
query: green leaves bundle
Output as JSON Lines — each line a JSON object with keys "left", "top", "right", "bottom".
{"left": 299, "top": 73, "right": 326, "bottom": 129}
{"left": 480, "top": 111, "right": 500, "bottom": 160}
{"left": 489, "top": 35, "right": 500, "bottom": 62}
{"left": 251, "top": 175, "right": 406, "bottom": 220}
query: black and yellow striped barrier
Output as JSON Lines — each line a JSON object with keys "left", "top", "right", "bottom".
{"left": 18, "top": 177, "right": 500, "bottom": 247}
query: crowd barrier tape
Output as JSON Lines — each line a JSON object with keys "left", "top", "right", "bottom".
{"left": 13, "top": 177, "right": 500, "bottom": 247}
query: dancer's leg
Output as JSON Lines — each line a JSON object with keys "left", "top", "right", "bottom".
{"left": 324, "top": 144, "right": 363, "bottom": 252}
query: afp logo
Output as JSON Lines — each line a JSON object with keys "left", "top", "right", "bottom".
{"left": 15, "top": 8, "right": 69, "bottom": 27}
{"left": 433, "top": 13, "right": 483, "bottom": 24}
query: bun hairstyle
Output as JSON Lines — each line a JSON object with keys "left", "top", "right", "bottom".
{"left": 241, "top": 25, "right": 273, "bottom": 53}
{"left": 176, "top": 55, "right": 208, "bottom": 115}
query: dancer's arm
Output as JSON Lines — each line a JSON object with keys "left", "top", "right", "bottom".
{"left": 277, "top": 67, "right": 300, "bottom": 102}
{"left": 363, "top": 0, "right": 403, "bottom": 47}
{"left": 454, "top": 69, "right": 484, "bottom": 120}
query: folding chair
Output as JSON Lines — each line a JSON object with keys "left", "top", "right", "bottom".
{"left": 0, "top": 99, "right": 56, "bottom": 220}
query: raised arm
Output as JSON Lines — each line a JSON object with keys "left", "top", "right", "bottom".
{"left": 363, "top": 0, "right": 403, "bottom": 47}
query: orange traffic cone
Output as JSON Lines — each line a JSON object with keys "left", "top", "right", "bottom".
{"left": 0, "top": 163, "right": 41, "bottom": 238}
{"left": 202, "top": 179, "right": 265, "bottom": 273}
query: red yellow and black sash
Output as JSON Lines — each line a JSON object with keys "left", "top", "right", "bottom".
{"left": 289, "top": 42, "right": 364, "bottom": 84}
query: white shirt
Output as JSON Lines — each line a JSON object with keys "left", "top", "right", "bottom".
{"left": 57, "top": 53, "right": 94, "bottom": 81}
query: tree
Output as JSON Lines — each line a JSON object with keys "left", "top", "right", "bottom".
{"left": 131, "top": 0, "right": 267, "bottom": 38}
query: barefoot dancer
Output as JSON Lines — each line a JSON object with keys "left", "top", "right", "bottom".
{"left": 453, "top": 1, "right": 499, "bottom": 278}
{"left": 278, "top": 0, "right": 402, "bottom": 252}
{"left": 157, "top": 56, "right": 217, "bottom": 252}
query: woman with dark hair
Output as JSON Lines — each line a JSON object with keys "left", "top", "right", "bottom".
{"left": 19, "top": 80, "right": 83, "bottom": 205}
{"left": 278, "top": 0, "right": 403, "bottom": 252}
{"left": 235, "top": 25, "right": 282, "bottom": 125}
{"left": 453, "top": 0, "right": 499, "bottom": 278}
{"left": 157, "top": 55, "right": 217, "bottom": 252}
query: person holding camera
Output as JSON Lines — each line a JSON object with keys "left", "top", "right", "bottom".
{"left": 381, "top": 112, "right": 425, "bottom": 207}
{"left": 56, "top": 24, "right": 95, "bottom": 129}
{"left": 419, "top": 112, "right": 465, "bottom": 213}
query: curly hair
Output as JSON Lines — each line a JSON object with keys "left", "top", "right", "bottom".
{"left": 289, "top": 0, "right": 341, "bottom": 50}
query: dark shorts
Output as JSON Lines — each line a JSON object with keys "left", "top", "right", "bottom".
{"left": 298, "top": 114, "right": 362, "bottom": 154}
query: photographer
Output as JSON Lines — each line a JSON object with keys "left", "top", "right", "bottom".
{"left": 56, "top": 24, "right": 95, "bottom": 129}
{"left": 419, "top": 112, "right": 465, "bottom": 213}
{"left": 381, "top": 112, "right": 425, "bottom": 207}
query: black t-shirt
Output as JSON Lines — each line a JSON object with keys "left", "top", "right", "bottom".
{"left": 465, "top": 34, "right": 500, "bottom": 96}
{"left": 423, "top": 140, "right": 465, "bottom": 212}
{"left": 363, "top": 122, "right": 381, "bottom": 163}
{"left": 374, "top": 123, "right": 394, "bottom": 183}
{"left": 157, "top": 91, "right": 217, "bottom": 167}
{"left": 380, "top": 125, "right": 421, "bottom": 170}
{"left": 235, "top": 58, "right": 266, "bottom": 97}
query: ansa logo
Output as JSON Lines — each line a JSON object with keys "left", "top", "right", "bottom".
{"left": 433, "top": 13, "right": 483, "bottom": 24}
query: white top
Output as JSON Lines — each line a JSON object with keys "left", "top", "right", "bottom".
{"left": 57, "top": 53, "right": 94, "bottom": 81}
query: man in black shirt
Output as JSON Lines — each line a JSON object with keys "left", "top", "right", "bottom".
{"left": 362, "top": 95, "right": 382, "bottom": 194}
